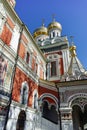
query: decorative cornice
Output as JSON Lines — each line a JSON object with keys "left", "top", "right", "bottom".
{"left": 40, "top": 42, "right": 68, "bottom": 51}
{"left": 56, "top": 79, "right": 87, "bottom": 88}
{"left": 39, "top": 79, "right": 57, "bottom": 91}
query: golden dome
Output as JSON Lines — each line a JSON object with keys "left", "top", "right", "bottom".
{"left": 48, "top": 21, "right": 62, "bottom": 31}
{"left": 33, "top": 26, "right": 48, "bottom": 38}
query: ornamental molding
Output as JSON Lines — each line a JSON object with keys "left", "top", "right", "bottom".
{"left": 56, "top": 79, "right": 87, "bottom": 87}
{"left": 39, "top": 93, "right": 58, "bottom": 109}
{"left": 68, "top": 93, "right": 87, "bottom": 112}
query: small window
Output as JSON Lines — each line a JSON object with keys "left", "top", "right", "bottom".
{"left": 22, "top": 87, "right": 26, "bottom": 104}
{"left": 49, "top": 56, "right": 52, "bottom": 59}
{"left": 51, "top": 61, "right": 57, "bottom": 76}
{"left": 34, "top": 94, "right": 37, "bottom": 109}
{"left": 38, "top": 39, "right": 41, "bottom": 42}
{"left": 33, "top": 90, "right": 38, "bottom": 109}
{"left": 20, "top": 82, "right": 29, "bottom": 106}
{"left": 50, "top": 33, "right": 51, "bottom": 38}
{"left": 54, "top": 55, "right": 57, "bottom": 59}
{"left": 26, "top": 52, "right": 30, "bottom": 64}
{"left": 35, "top": 63, "right": 38, "bottom": 74}
{"left": 53, "top": 32, "right": 55, "bottom": 37}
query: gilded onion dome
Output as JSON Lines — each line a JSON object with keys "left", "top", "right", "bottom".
{"left": 48, "top": 21, "right": 62, "bottom": 31}
{"left": 33, "top": 25, "right": 48, "bottom": 39}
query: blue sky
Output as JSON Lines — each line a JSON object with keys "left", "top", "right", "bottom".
{"left": 15, "top": 0, "right": 87, "bottom": 69}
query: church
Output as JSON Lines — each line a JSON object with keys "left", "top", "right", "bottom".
{"left": 0, "top": 0, "right": 87, "bottom": 130}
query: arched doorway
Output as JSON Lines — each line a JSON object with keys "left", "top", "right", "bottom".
{"left": 16, "top": 110, "right": 26, "bottom": 130}
{"left": 83, "top": 105, "right": 87, "bottom": 130}
{"left": 71, "top": 98, "right": 87, "bottom": 130}
{"left": 72, "top": 105, "right": 83, "bottom": 130}
{"left": 42, "top": 101, "right": 58, "bottom": 124}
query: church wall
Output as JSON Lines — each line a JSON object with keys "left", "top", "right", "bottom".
{"left": 39, "top": 85, "right": 58, "bottom": 97}
{"left": 12, "top": 67, "right": 38, "bottom": 107}
{"left": 0, "top": 2, "right": 46, "bottom": 129}
{"left": 0, "top": 45, "right": 16, "bottom": 130}
{"left": 45, "top": 51, "right": 64, "bottom": 81}
{"left": 0, "top": 0, "right": 46, "bottom": 80}
{"left": 39, "top": 85, "right": 58, "bottom": 108}
{"left": 18, "top": 42, "right": 25, "bottom": 59}
{"left": 7, "top": 16, "right": 15, "bottom": 30}
{"left": 59, "top": 57, "right": 64, "bottom": 75}
{"left": 6, "top": 102, "right": 37, "bottom": 130}
{"left": 0, "top": 23, "right": 12, "bottom": 46}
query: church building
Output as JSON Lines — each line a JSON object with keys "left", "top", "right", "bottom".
{"left": 0, "top": 0, "right": 87, "bottom": 130}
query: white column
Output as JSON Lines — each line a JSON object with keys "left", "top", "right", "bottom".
{"left": 60, "top": 108, "right": 73, "bottom": 130}
{"left": 47, "top": 63, "right": 51, "bottom": 80}
{"left": 62, "top": 50, "right": 70, "bottom": 73}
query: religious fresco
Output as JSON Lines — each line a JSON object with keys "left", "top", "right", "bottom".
{"left": 0, "top": 54, "right": 13, "bottom": 89}
{"left": 4, "top": 61, "right": 13, "bottom": 88}
{"left": 0, "top": 54, "right": 7, "bottom": 86}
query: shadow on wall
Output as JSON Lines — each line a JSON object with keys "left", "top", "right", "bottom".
{"left": 42, "top": 101, "right": 58, "bottom": 124}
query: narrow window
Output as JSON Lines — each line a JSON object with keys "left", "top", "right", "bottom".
{"left": 35, "top": 63, "right": 38, "bottom": 74}
{"left": 26, "top": 52, "right": 30, "bottom": 64}
{"left": 22, "top": 87, "right": 26, "bottom": 104}
{"left": 34, "top": 94, "right": 37, "bottom": 109}
{"left": 20, "top": 82, "right": 29, "bottom": 106}
{"left": 53, "top": 31, "right": 55, "bottom": 37}
{"left": 51, "top": 61, "right": 56, "bottom": 76}
{"left": 33, "top": 90, "right": 38, "bottom": 109}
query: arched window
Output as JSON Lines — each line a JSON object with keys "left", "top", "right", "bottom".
{"left": 32, "top": 90, "right": 38, "bottom": 109}
{"left": 20, "top": 81, "right": 29, "bottom": 105}
{"left": 53, "top": 31, "right": 55, "bottom": 37}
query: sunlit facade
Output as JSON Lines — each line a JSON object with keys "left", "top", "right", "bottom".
{"left": 0, "top": 0, "right": 87, "bottom": 130}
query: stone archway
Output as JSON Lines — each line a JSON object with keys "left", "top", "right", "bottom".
{"left": 39, "top": 93, "right": 58, "bottom": 124}
{"left": 42, "top": 100, "right": 58, "bottom": 124}
{"left": 69, "top": 95, "right": 87, "bottom": 130}
{"left": 16, "top": 110, "right": 26, "bottom": 130}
